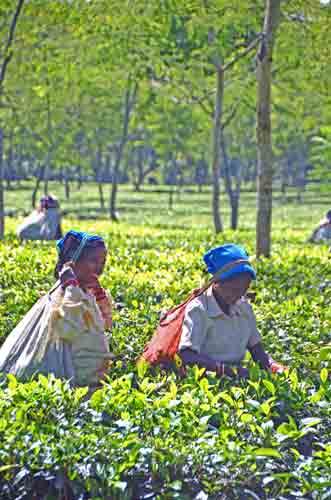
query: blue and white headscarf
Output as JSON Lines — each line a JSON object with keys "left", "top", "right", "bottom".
{"left": 56, "top": 230, "right": 104, "bottom": 263}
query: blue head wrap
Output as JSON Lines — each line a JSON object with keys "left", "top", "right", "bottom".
{"left": 56, "top": 230, "right": 104, "bottom": 263}
{"left": 203, "top": 244, "right": 256, "bottom": 281}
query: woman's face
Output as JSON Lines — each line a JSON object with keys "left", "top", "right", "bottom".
{"left": 74, "top": 246, "right": 107, "bottom": 284}
{"left": 213, "top": 272, "right": 252, "bottom": 305}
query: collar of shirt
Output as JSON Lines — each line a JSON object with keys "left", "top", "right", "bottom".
{"left": 205, "top": 286, "right": 243, "bottom": 319}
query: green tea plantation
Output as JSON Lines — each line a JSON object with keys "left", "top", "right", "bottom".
{"left": 0, "top": 212, "right": 331, "bottom": 499}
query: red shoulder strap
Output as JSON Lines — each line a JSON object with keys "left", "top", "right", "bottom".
{"left": 159, "top": 281, "right": 212, "bottom": 322}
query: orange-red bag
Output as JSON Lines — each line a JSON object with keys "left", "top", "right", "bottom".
{"left": 140, "top": 260, "right": 252, "bottom": 367}
{"left": 140, "top": 284, "right": 210, "bottom": 366}
{"left": 140, "top": 282, "right": 289, "bottom": 374}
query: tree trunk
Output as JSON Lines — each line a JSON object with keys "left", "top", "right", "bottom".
{"left": 136, "top": 165, "right": 145, "bottom": 192}
{"left": 211, "top": 68, "right": 224, "bottom": 233}
{"left": 232, "top": 162, "right": 242, "bottom": 231}
{"left": 110, "top": 177, "right": 119, "bottom": 221}
{"left": 0, "top": 0, "right": 26, "bottom": 238}
{"left": 6, "top": 134, "right": 13, "bottom": 190}
{"left": 296, "top": 186, "right": 302, "bottom": 203}
{"left": 134, "top": 149, "right": 159, "bottom": 192}
{"left": 281, "top": 159, "right": 288, "bottom": 199}
{"left": 105, "top": 151, "right": 112, "bottom": 183}
{"left": 296, "top": 151, "right": 306, "bottom": 203}
{"left": 32, "top": 180, "right": 40, "bottom": 208}
{"left": 231, "top": 197, "right": 239, "bottom": 230}
{"left": 109, "top": 78, "right": 137, "bottom": 221}
{"left": 32, "top": 165, "right": 45, "bottom": 208}
{"left": 256, "top": 0, "right": 281, "bottom": 257}
{"left": 98, "top": 182, "right": 105, "bottom": 210}
{"left": 177, "top": 170, "right": 182, "bottom": 201}
{"left": 77, "top": 166, "right": 82, "bottom": 189}
{"left": 134, "top": 148, "right": 143, "bottom": 192}
{"left": 168, "top": 188, "right": 174, "bottom": 211}
{"left": 65, "top": 176, "right": 70, "bottom": 200}
{"left": 44, "top": 175, "right": 49, "bottom": 195}
{"left": 220, "top": 130, "right": 241, "bottom": 231}
{"left": 0, "top": 129, "right": 4, "bottom": 238}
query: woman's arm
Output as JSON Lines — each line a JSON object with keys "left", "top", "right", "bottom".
{"left": 179, "top": 348, "right": 248, "bottom": 378}
{"left": 308, "top": 226, "right": 320, "bottom": 243}
{"left": 248, "top": 342, "right": 270, "bottom": 370}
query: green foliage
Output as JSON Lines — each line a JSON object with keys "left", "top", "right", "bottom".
{"left": 1, "top": 369, "right": 330, "bottom": 498}
{"left": 310, "top": 128, "right": 331, "bottom": 190}
{"left": 0, "top": 206, "right": 331, "bottom": 497}
{"left": 2, "top": 0, "right": 330, "bottom": 197}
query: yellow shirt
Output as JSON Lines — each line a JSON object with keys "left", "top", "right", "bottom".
{"left": 179, "top": 287, "right": 261, "bottom": 364}
{"left": 51, "top": 285, "right": 112, "bottom": 386}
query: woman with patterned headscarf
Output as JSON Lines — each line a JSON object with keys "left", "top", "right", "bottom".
{"left": 17, "top": 195, "right": 62, "bottom": 241}
{"left": 0, "top": 230, "right": 113, "bottom": 388}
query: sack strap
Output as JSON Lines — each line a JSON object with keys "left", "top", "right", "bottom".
{"left": 160, "top": 280, "right": 212, "bottom": 322}
{"left": 161, "top": 259, "right": 250, "bottom": 321}
{"left": 212, "top": 259, "right": 250, "bottom": 280}
{"left": 48, "top": 280, "right": 62, "bottom": 297}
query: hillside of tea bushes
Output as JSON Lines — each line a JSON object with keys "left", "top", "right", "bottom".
{"left": 0, "top": 215, "right": 331, "bottom": 499}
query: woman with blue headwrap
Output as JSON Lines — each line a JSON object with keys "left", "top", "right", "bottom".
{"left": 178, "top": 244, "right": 284, "bottom": 378}
{"left": 0, "top": 230, "right": 113, "bottom": 387}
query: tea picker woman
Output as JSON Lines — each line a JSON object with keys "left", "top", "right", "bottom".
{"left": 0, "top": 230, "right": 113, "bottom": 388}
{"left": 141, "top": 244, "right": 285, "bottom": 378}
{"left": 17, "top": 195, "right": 63, "bottom": 241}
{"left": 178, "top": 244, "right": 281, "bottom": 378}
{"left": 308, "top": 210, "right": 331, "bottom": 243}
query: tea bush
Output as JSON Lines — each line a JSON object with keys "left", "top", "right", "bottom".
{"left": 0, "top": 217, "right": 331, "bottom": 499}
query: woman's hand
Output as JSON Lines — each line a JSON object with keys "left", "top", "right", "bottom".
{"left": 237, "top": 366, "right": 249, "bottom": 379}
{"left": 59, "top": 263, "right": 78, "bottom": 289}
{"left": 249, "top": 342, "right": 271, "bottom": 370}
{"left": 83, "top": 274, "right": 101, "bottom": 290}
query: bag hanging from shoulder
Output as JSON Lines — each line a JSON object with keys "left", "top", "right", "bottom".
{"left": 139, "top": 282, "right": 211, "bottom": 367}
{"left": 0, "top": 282, "right": 75, "bottom": 383}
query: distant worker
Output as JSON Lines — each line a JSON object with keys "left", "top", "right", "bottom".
{"left": 308, "top": 210, "right": 331, "bottom": 243}
{"left": 17, "top": 195, "right": 63, "bottom": 241}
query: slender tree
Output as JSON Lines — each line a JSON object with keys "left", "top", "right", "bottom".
{"left": 110, "top": 77, "right": 138, "bottom": 221}
{"left": 256, "top": 0, "right": 281, "bottom": 257}
{"left": 0, "top": 0, "right": 25, "bottom": 238}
